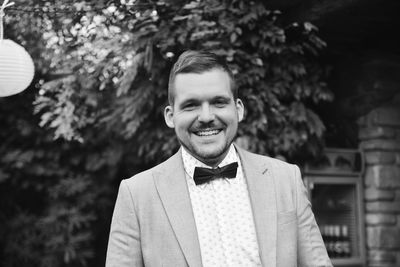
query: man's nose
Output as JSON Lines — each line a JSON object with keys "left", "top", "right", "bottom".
{"left": 198, "top": 104, "right": 215, "bottom": 123}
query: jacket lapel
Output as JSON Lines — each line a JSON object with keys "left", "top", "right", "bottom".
{"left": 237, "top": 147, "right": 277, "bottom": 267}
{"left": 153, "top": 149, "right": 202, "bottom": 267}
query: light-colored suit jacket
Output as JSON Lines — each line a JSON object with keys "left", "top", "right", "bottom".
{"left": 106, "top": 146, "right": 332, "bottom": 267}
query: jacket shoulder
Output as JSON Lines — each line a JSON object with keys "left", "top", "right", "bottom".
{"left": 123, "top": 151, "right": 181, "bottom": 191}
{"left": 238, "top": 148, "right": 300, "bottom": 190}
{"left": 239, "top": 148, "right": 296, "bottom": 170}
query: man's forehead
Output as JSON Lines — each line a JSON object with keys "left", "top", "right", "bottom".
{"left": 174, "top": 69, "right": 230, "bottom": 86}
{"left": 176, "top": 67, "right": 229, "bottom": 79}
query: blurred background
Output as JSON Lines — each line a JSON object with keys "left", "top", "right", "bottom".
{"left": 0, "top": 0, "right": 399, "bottom": 266}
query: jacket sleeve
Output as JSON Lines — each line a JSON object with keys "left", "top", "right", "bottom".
{"left": 294, "top": 165, "right": 333, "bottom": 267}
{"left": 106, "top": 180, "right": 144, "bottom": 267}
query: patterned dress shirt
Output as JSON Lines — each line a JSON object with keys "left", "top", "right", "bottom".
{"left": 182, "top": 145, "right": 262, "bottom": 267}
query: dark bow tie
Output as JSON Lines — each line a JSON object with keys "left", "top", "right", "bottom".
{"left": 193, "top": 162, "right": 238, "bottom": 185}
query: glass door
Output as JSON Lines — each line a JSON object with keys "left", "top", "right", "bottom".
{"left": 306, "top": 177, "right": 365, "bottom": 266}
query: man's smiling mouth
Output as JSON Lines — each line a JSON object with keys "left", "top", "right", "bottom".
{"left": 194, "top": 129, "right": 221, "bottom": 136}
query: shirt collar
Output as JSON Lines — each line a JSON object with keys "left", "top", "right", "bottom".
{"left": 181, "top": 144, "right": 239, "bottom": 179}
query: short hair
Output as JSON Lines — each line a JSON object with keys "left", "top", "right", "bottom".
{"left": 168, "top": 50, "right": 237, "bottom": 105}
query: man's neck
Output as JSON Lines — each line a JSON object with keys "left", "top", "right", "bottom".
{"left": 182, "top": 144, "right": 236, "bottom": 168}
{"left": 193, "top": 154, "right": 227, "bottom": 168}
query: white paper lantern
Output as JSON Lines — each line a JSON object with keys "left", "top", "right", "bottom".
{"left": 0, "top": 39, "right": 35, "bottom": 97}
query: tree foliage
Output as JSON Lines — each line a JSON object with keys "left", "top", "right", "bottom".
{"left": 0, "top": 0, "right": 333, "bottom": 266}
{"left": 29, "top": 0, "right": 333, "bottom": 160}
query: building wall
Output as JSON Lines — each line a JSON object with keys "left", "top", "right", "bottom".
{"left": 358, "top": 103, "right": 400, "bottom": 267}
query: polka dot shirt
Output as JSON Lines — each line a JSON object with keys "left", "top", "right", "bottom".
{"left": 182, "top": 145, "right": 262, "bottom": 267}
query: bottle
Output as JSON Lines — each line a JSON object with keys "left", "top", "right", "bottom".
{"left": 333, "top": 225, "right": 343, "bottom": 258}
{"left": 329, "top": 225, "right": 337, "bottom": 258}
{"left": 342, "top": 225, "right": 351, "bottom": 258}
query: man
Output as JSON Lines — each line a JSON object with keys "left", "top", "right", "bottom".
{"left": 106, "top": 50, "right": 332, "bottom": 267}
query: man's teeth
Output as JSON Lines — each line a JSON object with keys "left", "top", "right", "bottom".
{"left": 196, "top": 130, "right": 220, "bottom": 136}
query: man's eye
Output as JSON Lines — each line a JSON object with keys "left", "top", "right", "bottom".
{"left": 214, "top": 100, "right": 228, "bottom": 107}
{"left": 182, "top": 103, "right": 196, "bottom": 110}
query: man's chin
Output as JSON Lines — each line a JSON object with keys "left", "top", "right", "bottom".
{"left": 193, "top": 147, "right": 228, "bottom": 164}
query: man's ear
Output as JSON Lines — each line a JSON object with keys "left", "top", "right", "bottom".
{"left": 236, "top": 98, "right": 244, "bottom": 122}
{"left": 164, "top": 105, "right": 175, "bottom": 128}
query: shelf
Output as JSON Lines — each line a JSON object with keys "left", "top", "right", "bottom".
{"left": 332, "top": 257, "right": 364, "bottom": 266}
{"left": 314, "top": 207, "right": 353, "bottom": 213}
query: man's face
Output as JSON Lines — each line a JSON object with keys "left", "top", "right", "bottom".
{"left": 164, "top": 68, "right": 244, "bottom": 167}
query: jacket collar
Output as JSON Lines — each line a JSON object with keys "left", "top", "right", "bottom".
{"left": 153, "top": 148, "right": 203, "bottom": 267}
{"left": 236, "top": 147, "right": 277, "bottom": 267}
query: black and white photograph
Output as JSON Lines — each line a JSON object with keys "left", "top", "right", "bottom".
{"left": 1, "top": 0, "right": 399, "bottom": 266}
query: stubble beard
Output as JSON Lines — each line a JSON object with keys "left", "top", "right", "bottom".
{"left": 181, "top": 134, "right": 236, "bottom": 167}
